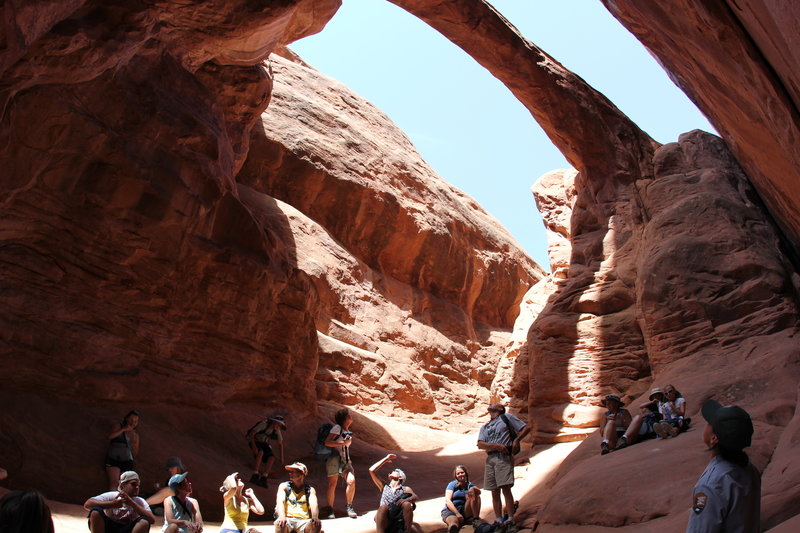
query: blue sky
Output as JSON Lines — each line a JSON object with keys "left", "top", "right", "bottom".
{"left": 291, "top": 0, "right": 715, "bottom": 270}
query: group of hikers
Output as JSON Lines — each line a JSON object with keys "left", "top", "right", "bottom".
{"left": 0, "top": 394, "right": 760, "bottom": 533}
{"left": 81, "top": 403, "right": 528, "bottom": 533}
{"left": 599, "top": 383, "right": 691, "bottom": 455}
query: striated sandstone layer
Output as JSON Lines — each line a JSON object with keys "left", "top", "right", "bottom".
{"left": 602, "top": 1, "right": 800, "bottom": 259}
{"left": 239, "top": 53, "right": 542, "bottom": 426}
{"left": 385, "top": 1, "right": 800, "bottom": 530}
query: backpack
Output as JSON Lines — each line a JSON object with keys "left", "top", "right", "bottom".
{"left": 313, "top": 422, "right": 336, "bottom": 461}
{"left": 245, "top": 419, "right": 266, "bottom": 441}
{"left": 273, "top": 482, "right": 312, "bottom": 519}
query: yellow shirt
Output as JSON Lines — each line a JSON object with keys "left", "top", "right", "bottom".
{"left": 221, "top": 498, "right": 249, "bottom": 530}
{"left": 284, "top": 484, "right": 310, "bottom": 520}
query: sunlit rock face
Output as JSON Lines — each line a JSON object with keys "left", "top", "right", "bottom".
{"left": 239, "top": 54, "right": 543, "bottom": 426}
{"left": 602, "top": 0, "right": 800, "bottom": 260}
{"left": 0, "top": 0, "right": 542, "bottom": 509}
{"left": 527, "top": 131, "right": 800, "bottom": 531}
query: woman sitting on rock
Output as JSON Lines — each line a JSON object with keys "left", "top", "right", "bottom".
{"left": 616, "top": 388, "right": 664, "bottom": 449}
{"left": 599, "top": 394, "right": 632, "bottom": 455}
{"left": 219, "top": 472, "right": 264, "bottom": 533}
{"left": 654, "top": 384, "right": 690, "bottom": 438}
{"left": 441, "top": 465, "right": 482, "bottom": 533}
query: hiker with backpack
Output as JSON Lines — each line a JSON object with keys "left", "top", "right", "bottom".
{"left": 245, "top": 415, "right": 286, "bottom": 488}
{"left": 273, "top": 462, "right": 321, "bottom": 533}
{"left": 477, "top": 402, "right": 529, "bottom": 527}
{"left": 368, "top": 454, "right": 421, "bottom": 533}
{"left": 322, "top": 408, "right": 358, "bottom": 518}
{"left": 162, "top": 472, "right": 203, "bottom": 533}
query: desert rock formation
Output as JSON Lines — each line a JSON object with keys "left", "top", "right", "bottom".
{"left": 2, "top": 0, "right": 800, "bottom": 530}
{"left": 0, "top": 0, "right": 541, "bottom": 515}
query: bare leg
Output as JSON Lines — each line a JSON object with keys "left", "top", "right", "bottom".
{"left": 344, "top": 471, "right": 356, "bottom": 505}
{"left": 262, "top": 455, "right": 276, "bottom": 478}
{"left": 501, "top": 486, "right": 515, "bottom": 522}
{"left": 444, "top": 515, "right": 461, "bottom": 532}
{"left": 132, "top": 518, "right": 151, "bottom": 532}
{"left": 253, "top": 450, "right": 264, "bottom": 475}
{"left": 88, "top": 510, "right": 106, "bottom": 533}
{"left": 624, "top": 415, "right": 644, "bottom": 444}
{"left": 145, "top": 487, "right": 173, "bottom": 506}
{"left": 491, "top": 488, "right": 502, "bottom": 521}
{"left": 601, "top": 420, "right": 619, "bottom": 448}
{"left": 326, "top": 475, "right": 337, "bottom": 509}
{"left": 465, "top": 487, "right": 481, "bottom": 520}
{"left": 375, "top": 505, "right": 389, "bottom": 533}
{"left": 105, "top": 466, "right": 121, "bottom": 491}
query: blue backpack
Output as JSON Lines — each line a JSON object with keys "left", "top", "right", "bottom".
{"left": 313, "top": 423, "right": 336, "bottom": 461}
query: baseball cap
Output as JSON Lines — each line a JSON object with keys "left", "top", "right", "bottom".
{"left": 285, "top": 462, "right": 308, "bottom": 475}
{"left": 119, "top": 471, "right": 140, "bottom": 488}
{"left": 701, "top": 399, "right": 753, "bottom": 450}
{"left": 168, "top": 472, "right": 189, "bottom": 491}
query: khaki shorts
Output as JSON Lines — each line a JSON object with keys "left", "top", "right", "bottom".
{"left": 325, "top": 455, "right": 353, "bottom": 477}
{"left": 484, "top": 452, "right": 514, "bottom": 490}
{"left": 284, "top": 517, "right": 313, "bottom": 532}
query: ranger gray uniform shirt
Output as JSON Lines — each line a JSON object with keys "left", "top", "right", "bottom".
{"left": 686, "top": 455, "right": 761, "bottom": 533}
{"left": 478, "top": 413, "right": 526, "bottom": 453}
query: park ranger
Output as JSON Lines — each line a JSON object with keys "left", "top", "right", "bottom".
{"left": 687, "top": 400, "right": 760, "bottom": 533}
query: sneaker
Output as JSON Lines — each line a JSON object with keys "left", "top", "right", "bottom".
{"left": 346, "top": 504, "right": 357, "bottom": 518}
{"left": 249, "top": 473, "right": 260, "bottom": 484}
{"left": 616, "top": 435, "right": 628, "bottom": 449}
{"left": 600, "top": 441, "right": 610, "bottom": 455}
{"left": 654, "top": 422, "right": 670, "bottom": 439}
{"left": 665, "top": 423, "right": 679, "bottom": 438}
{"left": 326, "top": 511, "right": 336, "bottom": 519}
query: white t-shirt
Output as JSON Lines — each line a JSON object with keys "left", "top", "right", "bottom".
{"left": 328, "top": 424, "right": 352, "bottom": 463}
{"left": 92, "top": 491, "right": 151, "bottom": 524}
{"left": 659, "top": 397, "right": 686, "bottom": 421}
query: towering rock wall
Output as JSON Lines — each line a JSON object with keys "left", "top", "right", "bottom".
{"left": 0, "top": 0, "right": 541, "bottom": 510}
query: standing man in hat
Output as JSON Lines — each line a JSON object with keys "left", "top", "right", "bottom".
{"left": 85, "top": 470, "right": 155, "bottom": 532}
{"left": 163, "top": 472, "right": 203, "bottom": 533}
{"left": 687, "top": 400, "right": 760, "bottom": 533}
{"left": 477, "top": 402, "right": 530, "bottom": 526}
{"left": 274, "top": 462, "right": 321, "bottom": 533}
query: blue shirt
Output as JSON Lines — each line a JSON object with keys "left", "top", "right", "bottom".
{"left": 686, "top": 455, "right": 760, "bottom": 533}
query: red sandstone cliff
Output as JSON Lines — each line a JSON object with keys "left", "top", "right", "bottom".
{"left": 0, "top": 0, "right": 540, "bottom": 515}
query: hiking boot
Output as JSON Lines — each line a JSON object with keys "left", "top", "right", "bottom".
{"left": 654, "top": 422, "right": 670, "bottom": 439}
{"left": 346, "top": 504, "right": 358, "bottom": 518}
{"left": 600, "top": 441, "right": 610, "bottom": 455}
{"left": 665, "top": 423, "right": 679, "bottom": 438}
{"left": 616, "top": 435, "right": 628, "bottom": 449}
{"left": 249, "top": 473, "right": 261, "bottom": 484}
{"left": 260, "top": 475, "right": 269, "bottom": 488}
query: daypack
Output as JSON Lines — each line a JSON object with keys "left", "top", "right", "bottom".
{"left": 273, "top": 481, "right": 312, "bottom": 519}
{"left": 313, "top": 422, "right": 336, "bottom": 461}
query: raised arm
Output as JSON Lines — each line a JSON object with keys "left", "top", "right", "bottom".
{"left": 369, "top": 453, "right": 396, "bottom": 491}
{"left": 244, "top": 487, "right": 264, "bottom": 515}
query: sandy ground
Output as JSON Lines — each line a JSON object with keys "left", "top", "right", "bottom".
{"left": 2, "top": 425, "right": 580, "bottom": 533}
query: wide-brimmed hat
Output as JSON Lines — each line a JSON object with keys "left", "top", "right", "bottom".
{"left": 649, "top": 388, "right": 664, "bottom": 401}
{"left": 701, "top": 400, "right": 753, "bottom": 450}
{"left": 285, "top": 462, "right": 308, "bottom": 475}
{"left": 168, "top": 472, "right": 189, "bottom": 491}
{"left": 269, "top": 415, "right": 287, "bottom": 429}
{"left": 164, "top": 456, "right": 186, "bottom": 471}
{"left": 603, "top": 394, "right": 624, "bottom": 407}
